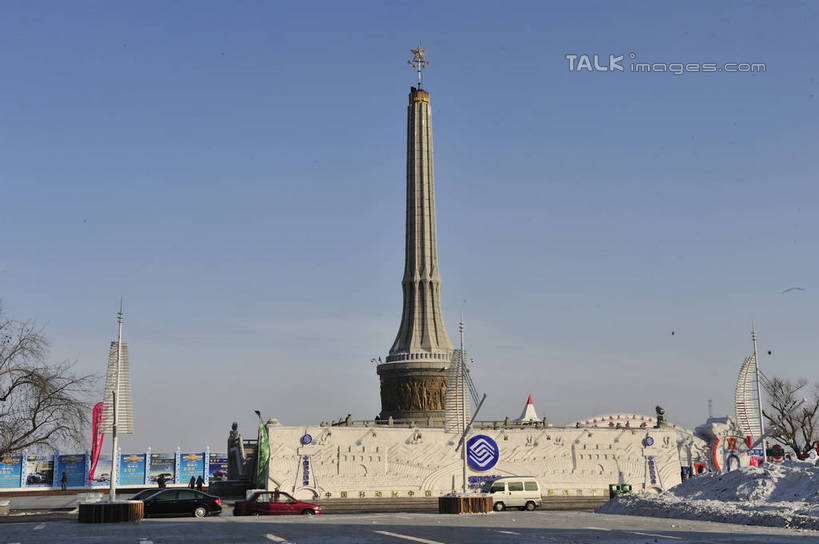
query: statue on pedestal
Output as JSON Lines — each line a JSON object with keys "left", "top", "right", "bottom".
{"left": 228, "top": 421, "right": 246, "bottom": 480}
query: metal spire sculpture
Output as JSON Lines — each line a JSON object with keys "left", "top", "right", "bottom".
{"left": 445, "top": 317, "right": 487, "bottom": 493}
{"left": 102, "top": 299, "right": 134, "bottom": 501}
{"left": 445, "top": 319, "right": 468, "bottom": 434}
{"left": 408, "top": 43, "right": 429, "bottom": 88}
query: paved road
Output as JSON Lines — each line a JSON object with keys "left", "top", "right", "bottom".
{"left": 1, "top": 510, "right": 818, "bottom": 544}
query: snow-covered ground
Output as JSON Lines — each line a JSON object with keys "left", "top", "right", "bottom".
{"left": 598, "top": 461, "right": 819, "bottom": 530}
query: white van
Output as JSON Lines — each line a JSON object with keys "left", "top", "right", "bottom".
{"left": 481, "top": 476, "right": 542, "bottom": 511}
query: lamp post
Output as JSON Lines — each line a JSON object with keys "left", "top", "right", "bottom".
{"left": 460, "top": 320, "right": 467, "bottom": 494}
{"left": 751, "top": 325, "right": 767, "bottom": 460}
{"left": 109, "top": 300, "right": 124, "bottom": 502}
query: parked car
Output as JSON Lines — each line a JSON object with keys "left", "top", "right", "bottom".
{"left": 233, "top": 491, "right": 321, "bottom": 516}
{"left": 480, "top": 476, "right": 542, "bottom": 511}
{"left": 141, "top": 489, "right": 222, "bottom": 518}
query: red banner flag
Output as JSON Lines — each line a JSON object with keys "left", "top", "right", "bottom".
{"left": 88, "top": 402, "right": 104, "bottom": 483}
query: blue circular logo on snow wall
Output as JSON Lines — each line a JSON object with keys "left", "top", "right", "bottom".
{"left": 301, "top": 434, "right": 312, "bottom": 445}
{"left": 467, "top": 435, "right": 499, "bottom": 471}
{"left": 644, "top": 436, "right": 654, "bottom": 447}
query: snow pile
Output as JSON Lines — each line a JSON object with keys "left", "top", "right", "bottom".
{"left": 598, "top": 461, "right": 819, "bottom": 530}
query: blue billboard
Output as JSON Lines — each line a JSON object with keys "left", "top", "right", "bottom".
{"left": 178, "top": 452, "right": 205, "bottom": 484}
{"left": 0, "top": 455, "right": 23, "bottom": 488}
{"left": 56, "top": 455, "right": 87, "bottom": 488}
{"left": 119, "top": 453, "right": 146, "bottom": 486}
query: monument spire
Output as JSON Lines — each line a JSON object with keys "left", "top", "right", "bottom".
{"left": 378, "top": 47, "right": 454, "bottom": 424}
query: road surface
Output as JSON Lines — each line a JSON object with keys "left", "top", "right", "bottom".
{"left": 1, "top": 510, "right": 817, "bottom": 543}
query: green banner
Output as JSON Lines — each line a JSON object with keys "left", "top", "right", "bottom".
{"left": 255, "top": 411, "right": 269, "bottom": 488}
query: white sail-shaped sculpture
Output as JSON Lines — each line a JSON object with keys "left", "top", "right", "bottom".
{"left": 444, "top": 349, "right": 469, "bottom": 434}
{"left": 101, "top": 305, "right": 134, "bottom": 434}
{"left": 735, "top": 355, "right": 761, "bottom": 440}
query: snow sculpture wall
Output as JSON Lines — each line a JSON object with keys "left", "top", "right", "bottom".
{"left": 265, "top": 425, "right": 683, "bottom": 500}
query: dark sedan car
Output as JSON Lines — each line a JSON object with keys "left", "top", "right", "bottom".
{"left": 233, "top": 491, "right": 321, "bottom": 516}
{"left": 141, "top": 489, "right": 222, "bottom": 518}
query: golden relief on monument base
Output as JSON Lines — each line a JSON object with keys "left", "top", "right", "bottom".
{"left": 380, "top": 377, "right": 447, "bottom": 412}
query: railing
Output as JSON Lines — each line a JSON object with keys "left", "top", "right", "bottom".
{"left": 324, "top": 417, "right": 553, "bottom": 429}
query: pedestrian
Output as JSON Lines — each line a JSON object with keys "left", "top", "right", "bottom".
{"left": 188, "top": 476, "right": 196, "bottom": 488}
{"left": 196, "top": 475, "right": 204, "bottom": 492}
{"left": 157, "top": 473, "right": 166, "bottom": 488}
{"left": 60, "top": 472, "right": 67, "bottom": 491}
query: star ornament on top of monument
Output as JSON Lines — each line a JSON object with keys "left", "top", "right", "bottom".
{"left": 408, "top": 43, "right": 430, "bottom": 88}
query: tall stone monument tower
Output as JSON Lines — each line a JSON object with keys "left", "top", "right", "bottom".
{"left": 377, "top": 45, "right": 454, "bottom": 424}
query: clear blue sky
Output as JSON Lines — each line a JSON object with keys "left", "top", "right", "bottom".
{"left": 1, "top": 1, "right": 817, "bottom": 452}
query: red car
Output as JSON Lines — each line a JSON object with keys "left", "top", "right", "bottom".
{"left": 233, "top": 491, "right": 321, "bottom": 516}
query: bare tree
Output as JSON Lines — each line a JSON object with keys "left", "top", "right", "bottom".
{"left": 762, "top": 376, "right": 819, "bottom": 458}
{"left": 0, "top": 304, "right": 95, "bottom": 457}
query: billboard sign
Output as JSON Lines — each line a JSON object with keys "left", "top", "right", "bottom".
{"left": 149, "top": 453, "right": 175, "bottom": 484}
{"left": 25, "top": 455, "right": 54, "bottom": 487}
{"left": 208, "top": 454, "right": 228, "bottom": 482}
{"left": 0, "top": 456, "right": 23, "bottom": 488}
{"left": 178, "top": 452, "right": 205, "bottom": 484}
{"left": 57, "top": 455, "right": 86, "bottom": 488}
{"left": 119, "top": 453, "right": 146, "bottom": 486}
{"left": 90, "top": 456, "right": 112, "bottom": 486}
